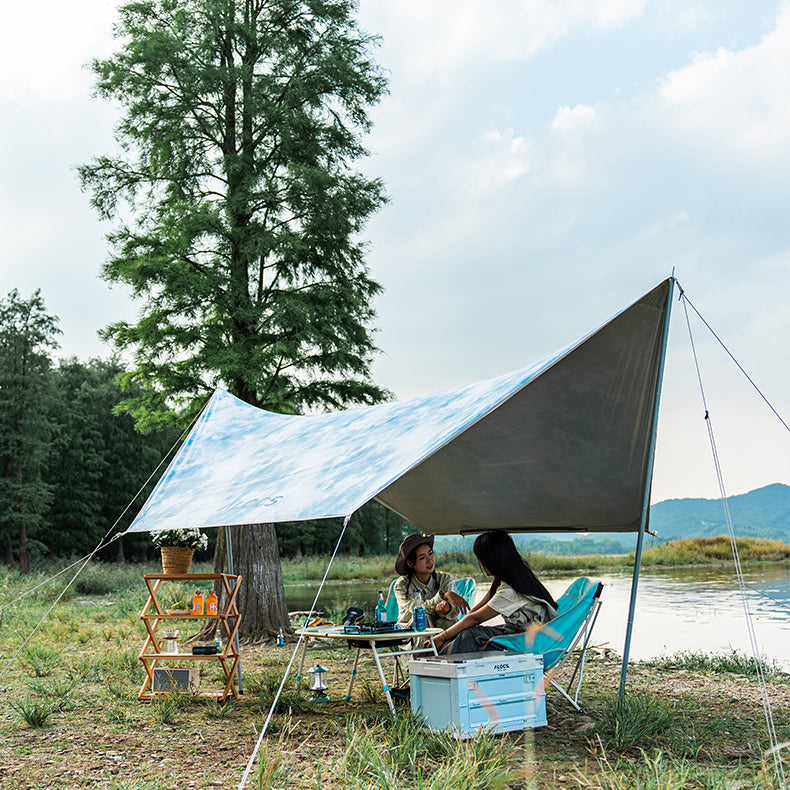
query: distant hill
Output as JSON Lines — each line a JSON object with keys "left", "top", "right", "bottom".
{"left": 433, "top": 483, "right": 790, "bottom": 555}
{"left": 649, "top": 483, "right": 790, "bottom": 542}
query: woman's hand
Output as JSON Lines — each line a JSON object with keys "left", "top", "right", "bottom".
{"left": 445, "top": 590, "right": 470, "bottom": 615}
{"left": 427, "top": 631, "right": 448, "bottom": 651}
{"left": 435, "top": 600, "right": 450, "bottom": 615}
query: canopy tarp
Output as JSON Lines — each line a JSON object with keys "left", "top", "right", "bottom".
{"left": 126, "top": 279, "right": 671, "bottom": 537}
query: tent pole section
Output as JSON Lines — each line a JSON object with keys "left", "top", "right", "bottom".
{"left": 618, "top": 277, "right": 675, "bottom": 699}
{"left": 225, "top": 524, "right": 243, "bottom": 694}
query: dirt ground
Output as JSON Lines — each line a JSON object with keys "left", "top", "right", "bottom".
{"left": 2, "top": 639, "right": 789, "bottom": 789}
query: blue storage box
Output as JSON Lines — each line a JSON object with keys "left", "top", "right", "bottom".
{"left": 409, "top": 652, "right": 546, "bottom": 738}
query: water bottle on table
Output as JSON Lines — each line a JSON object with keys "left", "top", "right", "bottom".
{"left": 413, "top": 591, "right": 426, "bottom": 631}
{"left": 375, "top": 589, "right": 387, "bottom": 624}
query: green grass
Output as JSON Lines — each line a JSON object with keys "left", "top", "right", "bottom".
{"left": 22, "top": 644, "right": 62, "bottom": 677}
{"left": 147, "top": 692, "right": 193, "bottom": 724}
{"left": 330, "top": 713, "right": 520, "bottom": 790}
{"left": 0, "top": 551, "right": 787, "bottom": 788}
{"left": 638, "top": 536, "right": 790, "bottom": 566}
{"left": 638, "top": 648, "right": 783, "bottom": 676}
{"left": 595, "top": 692, "right": 680, "bottom": 752}
{"left": 576, "top": 748, "right": 784, "bottom": 789}
{"left": 10, "top": 696, "right": 55, "bottom": 728}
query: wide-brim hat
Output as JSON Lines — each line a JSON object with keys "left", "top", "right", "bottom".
{"left": 395, "top": 533, "right": 434, "bottom": 576}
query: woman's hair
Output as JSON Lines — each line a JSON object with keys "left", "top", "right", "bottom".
{"left": 473, "top": 530, "right": 557, "bottom": 609}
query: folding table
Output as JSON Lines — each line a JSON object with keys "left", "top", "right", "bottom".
{"left": 295, "top": 625, "right": 442, "bottom": 714}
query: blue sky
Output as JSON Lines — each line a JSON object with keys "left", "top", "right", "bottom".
{"left": 1, "top": 0, "right": 788, "bottom": 504}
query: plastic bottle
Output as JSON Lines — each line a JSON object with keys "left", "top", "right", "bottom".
{"left": 375, "top": 589, "right": 387, "bottom": 624}
{"left": 214, "top": 627, "right": 223, "bottom": 651}
{"left": 413, "top": 590, "right": 426, "bottom": 631}
{"left": 277, "top": 626, "right": 284, "bottom": 647}
{"left": 206, "top": 589, "right": 218, "bottom": 616}
{"left": 192, "top": 590, "right": 204, "bottom": 616}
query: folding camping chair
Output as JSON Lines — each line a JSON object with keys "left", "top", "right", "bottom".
{"left": 486, "top": 577, "right": 603, "bottom": 713}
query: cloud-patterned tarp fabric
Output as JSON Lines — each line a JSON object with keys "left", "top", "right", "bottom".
{"left": 126, "top": 279, "right": 671, "bottom": 535}
{"left": 126, "top": 355, "right": 560, "bottom": 534}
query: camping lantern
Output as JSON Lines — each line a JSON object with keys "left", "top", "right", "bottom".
{"left": 308, "top": 664, "right": 329, "bottom": 701}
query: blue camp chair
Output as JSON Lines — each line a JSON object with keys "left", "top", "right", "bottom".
{"left": 486, "top": 577, "right": 603, "bottom": 713}
{"left": 385, "top": 576, "right": 476, "bottom": 622}
{"left": 453, "top": 577, "right": 476, "bottom": 607}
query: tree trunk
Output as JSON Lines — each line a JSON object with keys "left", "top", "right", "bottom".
{"left": 4, "top": 533, "right": 14, "bottom": 569}
{"left": 210, "top": 522, "right": 290, "bottom": 637}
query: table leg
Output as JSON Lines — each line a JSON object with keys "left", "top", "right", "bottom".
{"left": 295, "top": 637, "right": 309, "bottom": 689}
{"left": 346, "top": 647, "right": 362, "bottom": 702}
{"left": 369, "top": 644, "right": 397, "bottom": 716}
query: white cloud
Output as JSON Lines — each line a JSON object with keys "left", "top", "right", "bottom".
{"left": 361, "top": 0, "right": 646, "bottom": 81}
{"left": 551, "top": 104, "right": 601, "bottom": 133}
{"left": 658, "top": 5, "right": 790, "bottom": 166}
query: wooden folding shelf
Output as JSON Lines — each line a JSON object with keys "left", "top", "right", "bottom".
{"left": 137, "top": 572, "right": 242, "bottom": 701}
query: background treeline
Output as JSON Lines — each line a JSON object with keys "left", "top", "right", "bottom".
{"left": 0, "top": 290, "right": 410, "bottom": 571}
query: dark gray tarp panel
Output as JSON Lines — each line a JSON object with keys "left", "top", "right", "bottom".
{"left": 375, "top": 280, "right": 670, "bottom": 533}
{"left": 125, "top": 280, "right": 670, "bottom": 536}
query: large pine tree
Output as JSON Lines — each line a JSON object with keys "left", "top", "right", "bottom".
{"left": 80, "top": 0, "right": 390, "bottom": 633}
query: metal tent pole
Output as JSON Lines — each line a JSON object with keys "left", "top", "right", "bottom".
{"left": 618, "top": 277, "right": 675, "bottom": 699}
{"left": 225, "top": 524, "right": 243, "bottom": 694}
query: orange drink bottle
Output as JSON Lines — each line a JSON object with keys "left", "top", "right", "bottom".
{"left": 192, "top": 590, "right": 204, "bottom": 615}
{"left": 206, "top": 589, "right": 218, "bottom": 616}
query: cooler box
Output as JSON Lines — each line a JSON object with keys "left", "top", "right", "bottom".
{"left": 409, "top": 652, "right": 546, "bottom": 738}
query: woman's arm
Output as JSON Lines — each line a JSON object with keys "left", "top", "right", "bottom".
{"left": 429, "top": 603, "right": 497, "bottom": 651}
{"left": 466, "top": 586, "right": 491, "bottom": 613}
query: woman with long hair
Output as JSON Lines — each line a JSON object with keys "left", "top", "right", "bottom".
{"left": 431, "top": 530, "right": 557, "bottom": 654}
{"left": 393, "top": 534, "right": 470, "bottom": 631}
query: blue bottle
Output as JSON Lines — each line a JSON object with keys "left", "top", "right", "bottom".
{"left": 277, "top": 626, "right": 284, "bottom": 647}
{"left": 375, "top": 589, "right": 387, "bottom": 624}
{"left": 413, "top": 591, "right": 426, "bottom": 631}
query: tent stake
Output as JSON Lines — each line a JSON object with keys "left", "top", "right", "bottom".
{"left": 618, "top": 276, "right": 675, "bottom": 699}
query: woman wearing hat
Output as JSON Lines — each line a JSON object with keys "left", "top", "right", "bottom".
{"left": 393, "top": 534, "right": 471, "bottom": 632}
{"left": 430, "top": 530, "right": 557, "bottom": 655}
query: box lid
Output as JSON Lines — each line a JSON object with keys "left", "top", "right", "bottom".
{"left": 409, "top": 651, "right": 542, "bottom": 679}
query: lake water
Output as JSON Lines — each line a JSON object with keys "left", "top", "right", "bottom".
{"left": 285, "top": 563, "right": 790, "bottom": 671}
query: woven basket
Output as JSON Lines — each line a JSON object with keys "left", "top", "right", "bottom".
{"left": 160, "top": 546, "right": 195, "bottom": 575}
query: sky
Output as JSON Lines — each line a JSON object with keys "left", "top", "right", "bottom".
{"left": 1, "top": 0, "right": 788, "bottom": 505}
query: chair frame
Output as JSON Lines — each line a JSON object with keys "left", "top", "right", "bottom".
{"left": 487, "top": 579, "right": 603, "bottom": 714}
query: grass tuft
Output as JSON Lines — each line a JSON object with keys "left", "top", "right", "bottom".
{"left": 22, "top": 644, "right": 62, "bottom": 677}
{"left": 148, "top": 692, "right": 192, "bottom": 724}
{"left": 595, "top": 692, "right": 680, "bottom": 752}
{"left": 10, "top": 696, "right": 54, "bottom": 728}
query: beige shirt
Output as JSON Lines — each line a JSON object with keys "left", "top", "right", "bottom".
{"left": 393, "top": 571, "right": 458, "bottom": 631}
{"left": 488, "top": 581, "right": 557, "bottom": 631}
